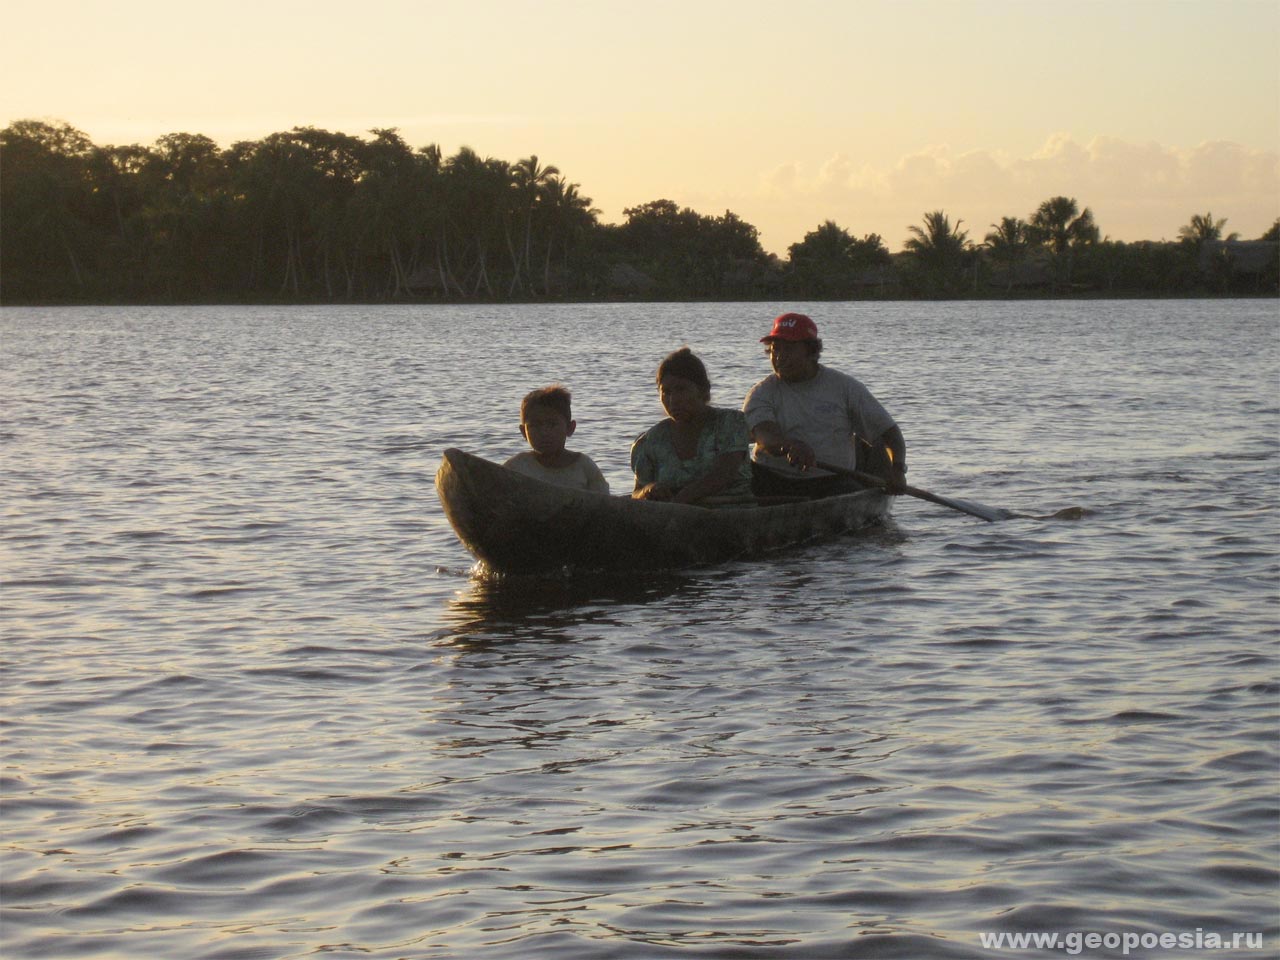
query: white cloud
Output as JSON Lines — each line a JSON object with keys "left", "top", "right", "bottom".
{"left": 747, "top": 134, "right": 1279, "bottom": 252}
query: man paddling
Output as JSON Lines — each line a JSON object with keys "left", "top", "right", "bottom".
{"left": 744, "top": 312, "right": 907, "bottom": 499}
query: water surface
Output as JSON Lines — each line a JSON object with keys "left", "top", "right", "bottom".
{"left": 2, "top": 300, "right": 1276, "bottom": 959}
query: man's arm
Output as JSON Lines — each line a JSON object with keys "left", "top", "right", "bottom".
{"left": 750, "top": 420, "right": 816, "bottom": 470}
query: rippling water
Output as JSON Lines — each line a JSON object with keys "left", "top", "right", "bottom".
{"left": 2, "top": 301, "right": 1276, "bottom": 959}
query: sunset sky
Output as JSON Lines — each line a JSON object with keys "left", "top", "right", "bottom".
{"left": 4, "top": 0, "right": 1277, "bottom": 254}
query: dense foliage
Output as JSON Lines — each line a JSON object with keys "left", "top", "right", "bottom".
{"left": 2, "top": 120, "right": 1276, "bottom": 303}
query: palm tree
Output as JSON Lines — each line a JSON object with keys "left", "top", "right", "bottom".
{"left": 983, "top": 216, "right": 1030, "bottom": 293}
{"left": 1178, "top": 212, "right": 1239, "bottom": 247}
{"left": 904, "top": 211, "right": 970, "bottom": 295}
{"left": 227, "top": 130, "right": 328, "bottom": 296}
{"left": 509, "top": 155, "right": 559, "bottom": 295}
{"left": 1027, "top": 196, "right": 1099, "bottom": 293}
{"left": 539, "top": 175, "right": 597, "bottom": 295}
{"left": 1027, "top": 196, "right": 1099, "bottom": 254}
{"left": 444, "top": 147, "right": 512, "bottom": 298}
{"left": 1176, "top": 212, "right": 1243, "bottom": 294}
{"left": 403, "top": 142, "right": 460, "bottom": 300}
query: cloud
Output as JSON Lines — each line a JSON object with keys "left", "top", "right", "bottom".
{"left": 751, "top": 134, "right": 1279, "bottom": 251}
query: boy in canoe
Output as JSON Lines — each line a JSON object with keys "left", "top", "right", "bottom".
{"left": 504, "top": 386, "right": 610, "bottom": 494}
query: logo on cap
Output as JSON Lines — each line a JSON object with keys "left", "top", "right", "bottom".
{"left": 761, "top": 312, "right": 819, "bottom": 342}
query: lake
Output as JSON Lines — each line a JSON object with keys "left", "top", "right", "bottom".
{"left": 1, "top": 299, "right": 1276, "bottom": 959}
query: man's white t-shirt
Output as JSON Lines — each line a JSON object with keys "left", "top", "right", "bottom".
{"left": 743, "top": 365, "right": 896, "bottom": 478}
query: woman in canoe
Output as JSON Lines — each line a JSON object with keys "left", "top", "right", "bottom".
{"left": 631, "top": 347, "right": 753, "bottom": 504}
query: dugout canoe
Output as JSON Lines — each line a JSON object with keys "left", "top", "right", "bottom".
{"left": 436, "top": 448, "right": 890, "bottom": 575}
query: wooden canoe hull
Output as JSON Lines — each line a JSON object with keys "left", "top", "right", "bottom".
{"left": 436, "top": 449, "right": 890, "bottom": 576}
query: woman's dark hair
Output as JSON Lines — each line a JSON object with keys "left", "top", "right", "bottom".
{"left": 656, "top": 347, "right": 711, "bottom": 397}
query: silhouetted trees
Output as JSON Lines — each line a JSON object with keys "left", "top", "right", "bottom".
{"left": 1, "top": 119, "right": 1275, "bottom": 303}
{"left": 785, "top": 221, "right": 891, "bottom": 297}
{"left": 2, "top": 120, "right": 98, "bottom": 292}
{"left": 0, "top": 120, "right": 608, "bottom": 302}
{"left": 602, "top": 199, "right": 773, "bottom": 298}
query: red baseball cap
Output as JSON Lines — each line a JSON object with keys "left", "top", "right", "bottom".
{"left": 760, "top": 312, "right": 819, "bottom": 343}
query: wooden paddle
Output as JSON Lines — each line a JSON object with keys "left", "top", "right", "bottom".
{"left": 815, "top": 460, "right": 1015, "bottom": 523}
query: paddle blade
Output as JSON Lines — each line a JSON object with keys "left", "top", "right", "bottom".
{"left": 916, "top": 491, "right": 1018, "bottom": 522}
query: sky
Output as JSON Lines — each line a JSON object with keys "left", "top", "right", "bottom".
{"left": 3, "top": 0, "right": 1278, "bottom": 255}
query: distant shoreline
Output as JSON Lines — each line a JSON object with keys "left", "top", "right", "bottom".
{"left": 3, "top": 291, "right": 1277, "bottom": 309}
{"left": 5, "top": 120, "right": 1277, "bottom": 305}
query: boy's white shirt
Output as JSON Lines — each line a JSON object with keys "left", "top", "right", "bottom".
{"left": 503, "top": 451, "right": 610, "bottom": 494}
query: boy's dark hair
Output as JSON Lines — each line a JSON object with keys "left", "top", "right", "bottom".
{"left": 521, "top": 385, "right": 573, "bottom": 424}
{"left": 656, "top": 347, "right": 711, "bottom": 396}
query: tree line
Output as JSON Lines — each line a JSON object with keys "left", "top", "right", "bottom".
{"left": 2, "top": 119, "right": 1276, "bottom": 304}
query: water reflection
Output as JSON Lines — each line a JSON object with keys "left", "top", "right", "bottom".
{"left": 436, "top": 568, "right": 715, "bottom": 646}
